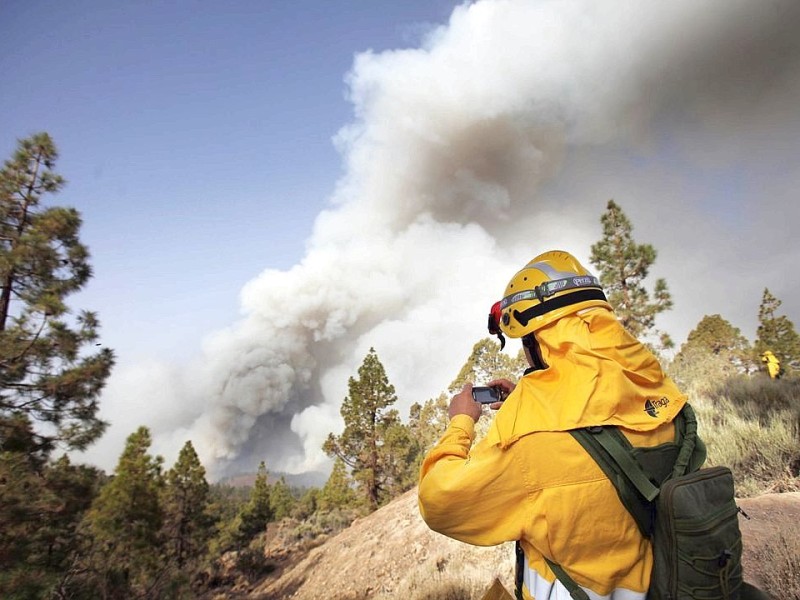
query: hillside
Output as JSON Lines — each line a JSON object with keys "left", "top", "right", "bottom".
{"left": 235, "top": 489, "right": 800, "bottom": 600}
{"left": 252, "top": 488, "right": 514, "bottom": 599}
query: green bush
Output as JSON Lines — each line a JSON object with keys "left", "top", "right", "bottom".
{"left": 290, "top": 507, "right": 360, "bottom": 542}
{"left": 236, "top": 547, "right": 275, "bottom": 582}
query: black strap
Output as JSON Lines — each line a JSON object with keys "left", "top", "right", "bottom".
{"left": 544, "top": 557, "right": 590, "bottom": 600}
{"left": 513, "top": 289, "right": 608, "bottom": 327}
{"left": 514, "top": 541, "right": 525, "bottom": 600}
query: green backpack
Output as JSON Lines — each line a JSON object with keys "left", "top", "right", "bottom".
{"left": 544, "top": 404, "right": 744, "bottom": 600}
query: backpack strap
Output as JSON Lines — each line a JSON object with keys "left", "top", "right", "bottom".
{"left": 542, "top": 404, "right": 703, "bottom": 596}
{"left": 582, "top": 427, "right": 660, "bottom": 500}
{"left": 543, "top": 557, "right": 590, "bottom": 600}
{"left": 569, "top": 426, "right": 657, "bottom": 537}
{"left": 670, "top": 403, "right": 704, "bottom": 477}
{"left": 568, "top": 404, "right": 702, "bottom": 537}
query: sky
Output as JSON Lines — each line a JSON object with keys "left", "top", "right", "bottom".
{"left": 2, "top": 0, "right": 799, "bottom": 480}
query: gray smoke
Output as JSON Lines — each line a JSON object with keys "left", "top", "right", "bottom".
{"left": 86, "top": 0, "right": 800, "bottom": 478}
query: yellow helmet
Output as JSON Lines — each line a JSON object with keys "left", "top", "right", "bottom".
{"left": 489, "top": 250, "right": 612, "bottom": 339}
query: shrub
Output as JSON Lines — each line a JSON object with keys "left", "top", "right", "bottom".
{"left": 385, "top": 573, "right": 482, "bottom": 600}
{"left": 692, "top": 377, "right": 800, "bottom": 497}
{"left": 290, "top": 507, "right": 360, "bottom": 542}
{"left": 711, "top": 376, "right": 800, "bottom": 425}
{"left": 235, "top": 547, "right": 275, "bottom": 582}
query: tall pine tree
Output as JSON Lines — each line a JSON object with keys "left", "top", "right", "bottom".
{"left": 80, "top": 427, "right": 165, "bottom": 599}
{"left": 162, "top": 441, "right": 213, "bottom": 570}
{"left": 323, "top": 348, "right": 412, "bottom": 510}
{"left": 236, "top": 461, "right": 272, "bottom": 541}
{"left": 0, "top": 414, "right": 64, "bottom": 597}
{"left": 269, "top": 476, "right": 296, "bottom": 521}
{"left": 0, "top": 133, "right": 114, "bottom": 451}
{"left": 590, "top": 200, "right": 673, "bottom": 348}
{"left": 756, "top": 288, "right": 800, "bottom": 375}
{"left": 318, "top": 457, "right": 358, "bottom": 511}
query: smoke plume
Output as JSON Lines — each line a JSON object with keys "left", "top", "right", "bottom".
{"left": 88, "top": 0, "right": 800, "bottom": 478}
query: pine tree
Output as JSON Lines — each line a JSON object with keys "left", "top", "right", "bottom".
{"left": 590, "top": 200, "right": 673, "bottom": 348}
{"left": 269, "top": 476, "right": 296, "bottom": 521}
{"left": 318, "top": 457, "right": 357, "bottom": 511}
{"left": 323, "top": 347, "right": 411, "bottom": 510}
{"left": 408, "top": 394, "right": 449, "bottom": 455}
{"left": 669, "top": 314, "right": 753, "bottom": 389}
{"left": 448, "top": 337, "right": 527, "bottom": 393}
{"left": 445, "top": 338, "right": 529, "bottom": 440}
{"left": 0, "top": 133, "right": 114, "bottom": 451}
{"left": 0, "top": 413, "right": 105, "bottom": 597}
{"left": 0, "top": 414, "right": 62, "bottom": 597}
{"left": 237, "top": 461, "right": 272, "bottom": 541}
{"left": 756, "top": 288, "right": 800, "bottom": 375}
{"left": 380, "top": 416, "right": 421, "bottom": 498}
{"left": 80, "top": 427, "right": 165, "bottom": 598}
{"left": 292, "top": 487, "right": 320, "bottom": 519}
{"left": 162, "top": 441, "right": 213, "bottom": 570}
{"left": 205, "top": 483, "right": 250, "bottom": 555}
{"left": 42, "top": 456, "right": 104, "bottom": 570}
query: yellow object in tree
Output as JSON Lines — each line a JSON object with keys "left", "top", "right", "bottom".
{"left": 761, "top": 350, "right": 781, "bottom": 379}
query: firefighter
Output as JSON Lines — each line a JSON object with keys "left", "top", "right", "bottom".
{"left": 761, "top": 350, "right": 781, "bottom": 379}
{"left": 418, "top": 250, "right": 693, "bottom": 600}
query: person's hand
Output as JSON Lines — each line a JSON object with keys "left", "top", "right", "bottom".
{"left": 485, "top": 378, "right": 516, "bottom": 410}
{"left": 448, "top": 383, "right": 482, "bottom": 422}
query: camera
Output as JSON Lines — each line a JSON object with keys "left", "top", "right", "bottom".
{"left": 471, "top": 386, "right": 506, "bottom": 404}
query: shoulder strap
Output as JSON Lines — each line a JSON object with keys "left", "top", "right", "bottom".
{"left": 569, "top": 426, "right": 656, "bottom": 537}
{"left": 543, "top": 405, "right": 702, "bottom": 596}
{"left": 544, "top": 557, "right": 590, "bottom": 600}
{"left": 671, "top": 404, "right": 704, "bottom": 477}
{"left": 580, "top": 427, "right": 660, "bottom": 500}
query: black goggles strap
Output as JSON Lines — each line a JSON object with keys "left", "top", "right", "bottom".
{"left": 513, "top": 289, "right": 608, "bottom": 327}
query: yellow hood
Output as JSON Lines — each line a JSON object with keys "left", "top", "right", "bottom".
{"left": 487, "top": 307, "right": 686, "bottom": 449}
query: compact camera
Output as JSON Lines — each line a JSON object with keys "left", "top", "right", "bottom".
{"left": 471, "top": 386, "right": 507, "bottom": 404}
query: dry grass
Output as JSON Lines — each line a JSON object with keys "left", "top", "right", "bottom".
{"left": 390, "top": 573, "right": 490, "bottom": 600}
{"left": 410, "top": 579, "right": 477, "bottom": 600}
{"left": 372, "top": 541, "right": 515, "bottom": 600}
{"left": 690, "top": 376, "right": 800, "bottom": 497}
{"left": 690, "top": 376, "right": 800, "bottom": 598}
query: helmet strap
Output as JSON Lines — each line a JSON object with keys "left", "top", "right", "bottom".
{"left": 513, "top": 289, "right": 608, "bottom": 327}
{"left": 522, "top": 334, "right": 546, "bottom": 371}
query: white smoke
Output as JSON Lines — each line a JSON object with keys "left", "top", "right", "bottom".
{"left": 85, "top": 0, "right": 800, "bottom": 478}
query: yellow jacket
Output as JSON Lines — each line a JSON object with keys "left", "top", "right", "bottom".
{"left": 418, "top": 308, "right": 688, "bottom": 599}
{"left": 761, "top": 351, "right": 780, "bottom": 379}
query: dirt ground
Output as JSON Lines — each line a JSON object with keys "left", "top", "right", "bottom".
{"left": 235, "top": 489, "right": 799, "bottom": 599}
{"left": 736, "top": 492, "right": 800, "bottom": 589}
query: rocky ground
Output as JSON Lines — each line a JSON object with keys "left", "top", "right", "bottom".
{"left": 208, "top": 489, "right": 800, "bottom": 600}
